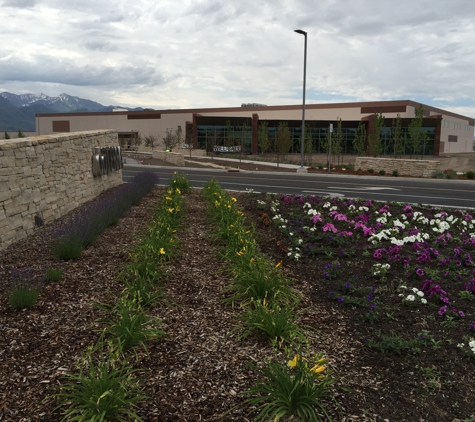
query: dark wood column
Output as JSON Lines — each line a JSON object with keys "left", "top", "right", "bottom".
{"left": 252, "top": 113, "right": 259, "bottom": 154}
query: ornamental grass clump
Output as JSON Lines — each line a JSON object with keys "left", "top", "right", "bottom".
{"left": 45, "top": 267, "right": 63, "bottom": 282}
{"left": 54, "top": 349, "right": 147, "bottom": 422}
{"left": 235, "top": 299, "right": 309, "bottom": 348}
{"left": 239, "top": 353, "right": 337, "bottom": 421}
{"left": 118, "top": 261, "right": 164, "bottom": 307}
{"left": 96, "top": 297, "right": 166, "bottom": 354}
{"left": 6, "top": 268, "right": 43, "bottom": 309}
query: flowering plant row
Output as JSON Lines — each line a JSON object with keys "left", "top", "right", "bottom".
{"left": 254, "top": 192, "right": 475, "bottom": 360}
{"left": 204, "top": 180, "right": 339, "bottom": 421}
{"left": 55, "top": 173, "right": 190, "bottom": 421}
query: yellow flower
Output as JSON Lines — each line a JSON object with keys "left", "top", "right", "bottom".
{"left": 236, "top": 251, "right": 243, "bottom": 256}
{"left": 287, "top": 355, "right": 300, "bottom": 368}
{"left": 165, "top": 196, "right": 172, "bottom": 201}
{"left": 232, "top": 197, "right": 237, "bottom": 202}
{"left": 250, "top": 258, "right": 255, "bottom": 263}
{"left": 176, "top": 188, "right": 181, "bottom": 194}
{"left": 275, "top": 261, "right": 282, "bottom": 268}
{"left": 169, "top": 208, "right": 175, "bottom": 213}
{"left": 310, "top": 364, "right": 326, "bottom": 374}
{"left": 159, "top": 248, "right": 165, "bottom": 255}
{"left": 245, "top": 230, "right": 250, "bottom": 234}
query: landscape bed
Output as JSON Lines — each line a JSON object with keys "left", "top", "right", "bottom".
{"left": 0, "top": 175, "right": 474, "bottom": 421}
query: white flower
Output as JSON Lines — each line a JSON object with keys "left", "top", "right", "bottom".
{"left": 412, "top": 287, "right": 419, "bottom": 293}
{"left": 420, "top": 298, "right": 428, "bottom": 304}
{"left": 406, "top": 295, "right": 416, "bottom": 301}
{"left": 417, "top": 291, "right": 424, "bottom": 297}
{"left": 457, "top": 343, "right": 465, "bottom": 348}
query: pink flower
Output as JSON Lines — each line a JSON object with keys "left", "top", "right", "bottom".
{"left": 311, "top": 214, "right": 322, "bottom": 224}
{"left": 323, "top": 223, "right": 338, "bottom": 233}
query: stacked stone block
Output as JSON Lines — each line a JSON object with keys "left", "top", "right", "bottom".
{"left": 0, "top": 130, "right": 122, "bottom": 251}
{"left": 355, "top": 157, "right": 440, "bottom": 178}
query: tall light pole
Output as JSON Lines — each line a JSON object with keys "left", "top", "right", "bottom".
{"left": 294, "top": 29, "right": 307, "bottom": 171}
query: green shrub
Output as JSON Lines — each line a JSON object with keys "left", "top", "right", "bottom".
{"left": 238, "top": 354, "right": 337, "bottom": 421}
{"left": 368, "top": 168, "right": 374, "bottom": 174}
{"left": 54, "top": 352, "right": 147, "bottom": 421}
{"left": 443, "top": 168, "right": 458, "bottom": 179}
{"left": 45, "top": 267, "right": 63, "bottom": 282}
{"left": 432, "top": 169, "right": 444, "bottom": 179}
{"left": 6, "top": 268, "right": 42, "bottom": 309}
{"left": 235, "top": 300, "right": 308, "bottom": 348}
{"left": 392, "top": 170, "right": 399, "bottom": 177}
{"left": 379, "top": 169, "right": 386, "bottom": 175}
{"left": 465, "top": 170, "right": 475, "bottom": 179}
{"left": 96, "top": 298, "right": 166, "bottom": 353}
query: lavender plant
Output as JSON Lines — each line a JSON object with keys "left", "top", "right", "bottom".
{"left": 50, "top": 172, "right": 159, "bottom": 260}
{"left": 6, "top": 268, "right": 43, "bottom": 308}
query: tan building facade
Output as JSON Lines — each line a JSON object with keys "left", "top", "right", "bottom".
{"left": 36, "top": 100, "right": 475, "bottom": 156}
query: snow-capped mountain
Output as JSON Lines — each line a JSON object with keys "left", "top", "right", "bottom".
{"left": 0, "top": 92, "right": 137, "bottom": 113}
{"left": 0, "top": 92, "right": 143, "bottom": 131}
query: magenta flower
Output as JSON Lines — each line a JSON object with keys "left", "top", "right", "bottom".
{"left": 416, "top": 268, "right": 425, "bottom": 277}
{"left": 323, "top": 223, "right": 338, "bottom": 233}
{"left": 311, "top": 214, "right": 322, "bottom": 224}
{"left": 438, "top": 305, "right": 448, "bottom": 316}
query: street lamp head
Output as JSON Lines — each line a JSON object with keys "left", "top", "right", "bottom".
{"left": 294, "top": 29, "right": 307, "bottom": 36}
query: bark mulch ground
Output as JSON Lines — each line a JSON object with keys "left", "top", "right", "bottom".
{"left": 0, "top": 186, "right": 474, "bottom": 421}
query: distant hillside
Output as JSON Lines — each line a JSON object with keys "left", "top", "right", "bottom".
{"left": 0, "top": 92, "right": 143, "bottom": 131}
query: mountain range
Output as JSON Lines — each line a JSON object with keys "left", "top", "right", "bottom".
{"left": 0, "top": 92, "right": 143, "bottom": 131}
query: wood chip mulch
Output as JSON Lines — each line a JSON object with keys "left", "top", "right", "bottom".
{"left": 0, "top": 187, "right": 395, "bottom": 421}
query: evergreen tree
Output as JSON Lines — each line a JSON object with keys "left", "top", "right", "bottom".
{"left": 391, "top": 114, "right": 404, "bottom": 158}
{"left": 332, "top": 118, "right": 344, "bottom": 165}
{"left": 303, "top": 125, "right": 313, "bottom": 166}
{"left": 4, "top": 131, "right": 10, "bottom": 139}
{"left": 275, "top": 122, "right": 292, "bottom": 167}
{"left": 353, "top": 122, "right": 366, "bottom": 156}
{"left": 239, "top": 122, "right": 249, "bottom": 162}
{"left": 367, "top": 113, "right": 384, "bottom": 157}
{"left": 225, "top": 120, "right": 233, "bottom": 148}
{"left": 18, "top": 130, "right": 25, "bottom": 138}
{"left": 258, "top": 121, "right": 270, "bottom": 155}
{"left": 408, "top": 104, "right": 428, "bottom": 159}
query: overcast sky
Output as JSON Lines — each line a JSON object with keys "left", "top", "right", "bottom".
{"left": 1, "top": 0, "right": 475, "bottom": 118}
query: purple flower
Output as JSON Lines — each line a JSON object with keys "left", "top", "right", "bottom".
{"left": 469, "top": 322, "right": 475, "bottom": 331}
{"left": 438, "top": 305, "right": 448, "bottom": 316}
{"left": 344, "top": 282, "right": 352, "bottom": 289}
{"left": 416, "top": 268, "right": 425, "bottom": 277}
{"left": 369, "top": 304, "right": 375, "bottom": 311}
{"left": 337, "top": 297, "right": 344, "bottom": 303}
{"left": 458, "top": 310, "right": 465, "bottom": 318}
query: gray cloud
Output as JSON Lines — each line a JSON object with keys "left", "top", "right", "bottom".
{"left": 3, "top": 0, "right": 37, "bottom": 7}
{"left": 0, "top": 55, "right": 164, "bottom": 87}
{"left": 0, "top": 0, "right": 473, "bottom": 116}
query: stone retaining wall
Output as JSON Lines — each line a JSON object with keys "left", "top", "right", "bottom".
{"left": 0, "top": 130, "right": 123, "bottom": 251}
{"left": 152, "top": 150, "right": 185, "bottom": 166}
{"left": 355, "top": 157, "right": 440, "bottom": 178}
